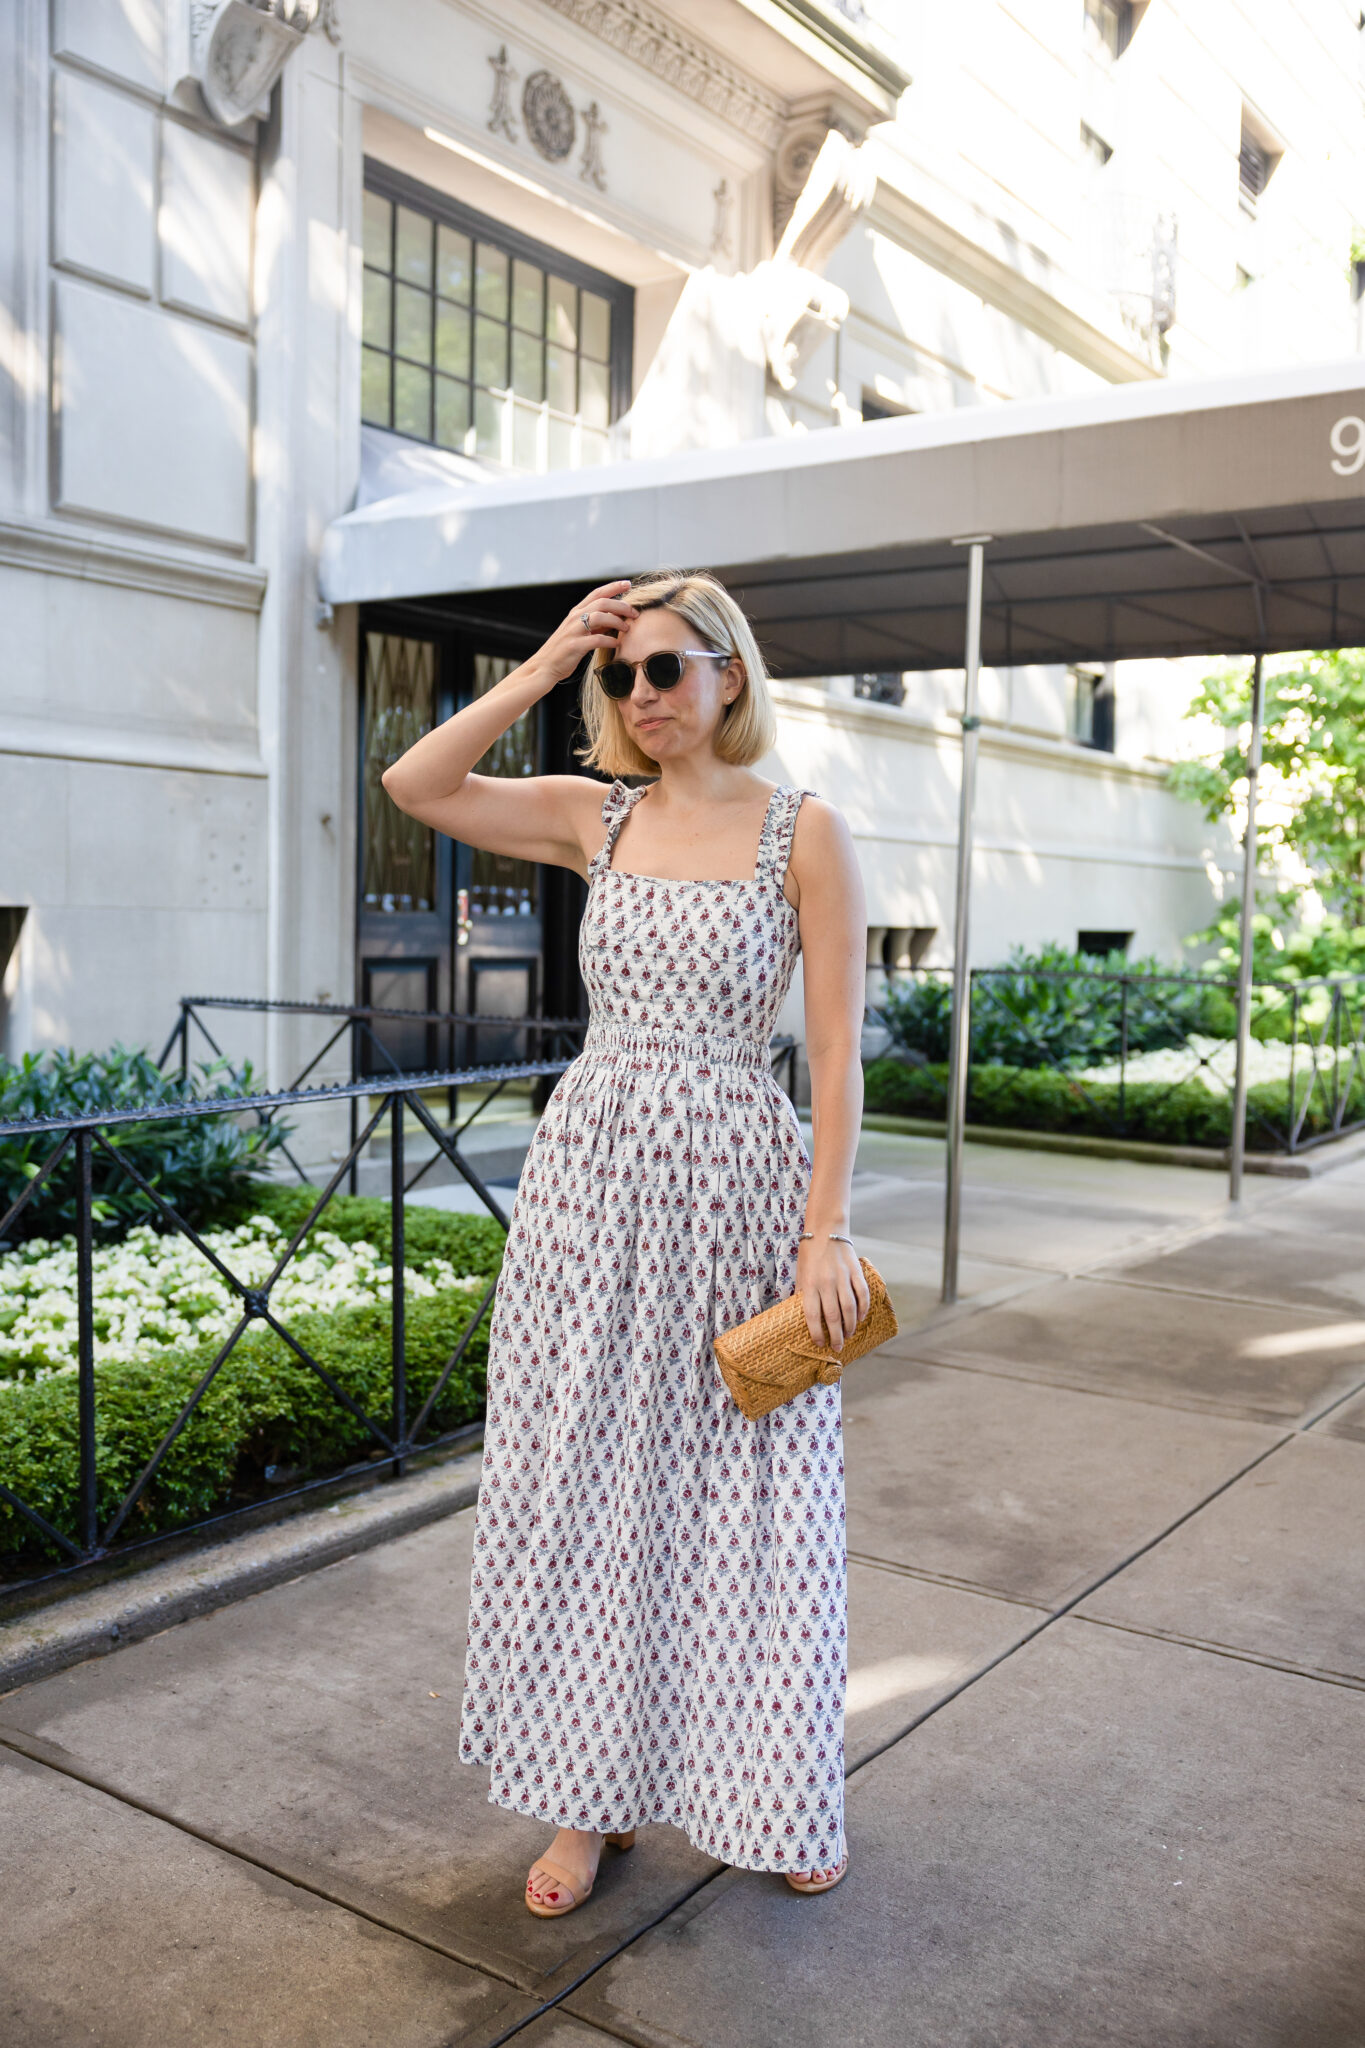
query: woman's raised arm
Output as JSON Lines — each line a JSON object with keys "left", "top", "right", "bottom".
{"left": 381, "top": 580, "right": 638, "bottom": 875}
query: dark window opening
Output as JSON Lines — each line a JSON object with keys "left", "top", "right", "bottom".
{"left": 1239, "top": 123, "right": 1275, "bottom": 218}
{"left": 1067, "top": 665, "right": 1115, "bottom": 751}
{"left": 0, "top": 908, "right": 23, "bottom": 979}
{"left": 880, "top": 927, "right": 937, "bottom": 970}
{"left": 1078, "top": 930, "right": 1133, "bottom": 959}
{"left": 854, "top": 671, "right": 907, "bottom": 705}
{"left": 361, "top": 160, "right": 632, "bottom": 473}
{"left": 1084, "top": 0, "right": 1132, "bottom": 61}
{"left": 861, "top": 391, "right": 915, "bottom": 422}
{"left": 1080, "top": 121, "right": 1113, "bottom": 168}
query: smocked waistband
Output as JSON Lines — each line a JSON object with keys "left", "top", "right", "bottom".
{"left": 577, "top": 1021, "right": 771, "bottom": 1071}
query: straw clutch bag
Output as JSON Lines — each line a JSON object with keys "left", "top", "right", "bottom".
{"left": 714, "top": 1258, "right": 897, "bottom": 1421}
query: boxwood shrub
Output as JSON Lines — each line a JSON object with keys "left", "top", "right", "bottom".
{"left": 862, "top": 1057, "right": 1365, "bottom": 1149}
{"left": 0, "top": 1187, "right": 506, "bottom": 1563}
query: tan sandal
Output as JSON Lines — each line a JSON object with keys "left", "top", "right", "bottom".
{"left": 525, "top": 1830, "right": 635, "bottom": 1918}
{"left": 786, "top": 1844, "right": 849, "bottom": 1896}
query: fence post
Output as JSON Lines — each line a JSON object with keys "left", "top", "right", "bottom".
{"left": 942, "top": 535, "right": 989, "bottom": 1304}
{"left": 348, "top": 1018, "right": 359, "bottom": 1198}
{"left": 390, "top": 1092, "right": 407, "bottom": 1475}
{"left": 74, "top": 1129, "right": 98, "bottom": 1556}
{"left": 1229, "top": 652, "right": 1264, "bottom": 1203}
{"left": 1119, "top": 977, "right": 1130, "bottom": 1132}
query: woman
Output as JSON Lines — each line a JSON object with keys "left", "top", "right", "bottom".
{"left": 382, "top": 570, "right": 868, "bottom": 1912}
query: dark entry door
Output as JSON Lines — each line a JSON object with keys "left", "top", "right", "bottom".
{"left": 452, "top": 651, "right": 542, "bottom": 1066}
{"left": 357, "top": 627, "right": 452, "bottom": 1073}
{"left": 357, "top": 622, "right": 555, "bottom": 1074}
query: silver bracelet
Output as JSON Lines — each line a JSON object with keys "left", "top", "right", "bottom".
{"left": 800, "top": 1232, "right": 855, "bottom": 1246}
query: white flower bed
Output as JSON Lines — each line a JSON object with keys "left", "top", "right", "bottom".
{"left": 0, "top": 1213, "right": 484, "bottom": 1391}
{"left": 1075, "top": 1034, "right": 1337, "bottom": 1093}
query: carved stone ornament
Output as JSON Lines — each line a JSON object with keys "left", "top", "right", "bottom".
{"left": 579, "top": 100, "right": 608, "bottom": 191}
{"left": 538, "top": 0, "right": 784, "bottom": 150}
{"left": 522, "top": 70, "right": 577, "bottom": 163}
{"left": 757, "top": 131, "right": 877, "bottom": 391}
{"left": 711, "top": 179, "right": 734, "bottom": 261}
{"left": 773, "top": 111, "right": 859, "bottom": 238}
{"left": 180, "top": 1, "right": 338, "bottom": 129}
{"left": 487, "top": 44, "right": 519, "bottom": 143}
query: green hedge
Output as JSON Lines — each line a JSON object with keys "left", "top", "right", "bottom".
{"left": 0, "top": 1187, "right": 506, "bottom": 1562}
{"left": 863, "top": 1058, "right": 1365, "bottom": 1149}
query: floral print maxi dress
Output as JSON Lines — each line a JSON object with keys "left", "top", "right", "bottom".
{"left": 458, "top": 781, "right": 846, "bottom": 1875}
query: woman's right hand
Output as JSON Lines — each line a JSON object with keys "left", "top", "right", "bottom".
{"left": 525, "top": 581, "right": 639, "bottom": 692}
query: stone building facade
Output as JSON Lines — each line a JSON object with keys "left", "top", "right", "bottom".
{"left": 1, "top": 0, "right": 1361, "bottom": 1073}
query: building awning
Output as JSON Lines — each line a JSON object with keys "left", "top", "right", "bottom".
{"left": 320, "top": 358, "right": 1365, "bottom": 670}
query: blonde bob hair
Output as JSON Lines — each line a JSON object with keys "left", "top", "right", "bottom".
{"left": 578, "top": 570, "right": 777, "bottom": 777}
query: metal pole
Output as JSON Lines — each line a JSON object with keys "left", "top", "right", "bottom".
{"left": 1229, "top": 651, "right": 1264, "bottom": 1203}
{"left": 942, "top": 537, "right": 988, "bottom": 1304}
{"left": 74, "top": 1130, "right": 99, "bottom": 1556}
{"left": 390, "top": 1092, "right": 407, "bottom": 1473}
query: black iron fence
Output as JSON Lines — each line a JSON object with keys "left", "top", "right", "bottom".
{"left": 1, "top": 1011, "right": 801, "bottom": 1599}
{"left": 866, "top": 966, "right": 1365, "bottom": 1155}
{"left": 0, "top": 1060, "right": 567, "bottom": 1597}
{"left": 158, "top": 994, "right": 594, "bottom": 1195}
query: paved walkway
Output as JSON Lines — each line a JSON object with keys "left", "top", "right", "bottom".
{"left": 3, "top": 1136, "right": 1363, "bottom": 2048}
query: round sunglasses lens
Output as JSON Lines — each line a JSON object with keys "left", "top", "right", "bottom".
{"left": 598, "top": 663, "right": 633, "bottom": 698}
{"left": 643, "top": 652, "right": 685, "bottom": 689}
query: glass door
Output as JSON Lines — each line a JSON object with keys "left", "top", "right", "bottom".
{"left": 357, "top": 628, "right": 453, "bottom": 1074}
{"left": 454, "top": 652, "right": 542, "bottom": 1064}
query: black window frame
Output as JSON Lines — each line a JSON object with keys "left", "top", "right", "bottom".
{"left": 360, "top": 157, "right": 634, "bottom": 469}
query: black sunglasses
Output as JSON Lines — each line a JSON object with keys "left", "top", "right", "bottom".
{"left": 595, "top": 649, "right": 731, "bottom": 699}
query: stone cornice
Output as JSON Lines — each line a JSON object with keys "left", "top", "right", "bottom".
{"left": 770, "top": 680, "right": 1175, "bottom": 788}
{"left": 0, "top": 520, "right": 268, "bottom": 612}
{"left": 536, "top": 0, "right": 788, "bottom": 148}
{"left": 761, "top": 0, "right": 910, "bottom": 105}
{"left": 868, "top": 156, "right": 1160, "bottom": 386}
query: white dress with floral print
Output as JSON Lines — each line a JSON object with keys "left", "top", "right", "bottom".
{"left": 458, "top": 781, "right": 845, "bottom": 1875}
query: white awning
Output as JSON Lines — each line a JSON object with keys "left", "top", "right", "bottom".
{"left": 320, "top": 358, "right": 1365, "bottom": 670}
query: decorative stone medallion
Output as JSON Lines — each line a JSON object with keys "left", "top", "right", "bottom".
{"left": 522, "top": 69, "right": 577, "bottom": 162}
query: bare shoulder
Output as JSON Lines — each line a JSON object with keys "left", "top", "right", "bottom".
{"left": 790, "top": 794, "right": 854, "bottom": 862}
{"left": 787, "top": 795, "right": 859, "bottom": 910}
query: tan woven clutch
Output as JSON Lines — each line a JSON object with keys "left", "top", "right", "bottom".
{"left": 714, "top": 1258, "right": 898, "bottom": 1420}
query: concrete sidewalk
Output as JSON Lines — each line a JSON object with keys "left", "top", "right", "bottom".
{"left": 2, "top": 1137, "right": 1363, "bottom": 2048}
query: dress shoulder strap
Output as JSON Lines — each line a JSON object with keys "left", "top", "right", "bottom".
{"left": 756, "top": 785, "right": 818, "bottom": 888}
{"left": 588, "top": 779, "right": 650, "bottom": 878}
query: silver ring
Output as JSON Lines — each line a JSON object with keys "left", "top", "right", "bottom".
{"left": 580, "top": 611, "right": 591, "bottom": 631}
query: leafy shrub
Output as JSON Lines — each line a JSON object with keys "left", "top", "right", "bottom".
{"left": 0, "top": 1047, "right": 290, "bottom": 1243}
{"left": 0, "top": 1188, "right": 506, "bottom": 1561}
{"left": 876, "top": 945, "right": 1230, "bottom": 1071}
{"left": 862, "top": 1057, "right": 1365, "bottom": 1150}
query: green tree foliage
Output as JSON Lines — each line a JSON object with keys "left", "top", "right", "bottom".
{"left": 1169, "top": 650, "right": 1365, "bottom": 927}
{"left": 1188, "top": 892, "right": 1365, "bottom": 983}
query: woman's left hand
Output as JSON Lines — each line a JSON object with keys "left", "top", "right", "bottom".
{"left": 796, "top": 1235, "right": 871, "bottom": 1352}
